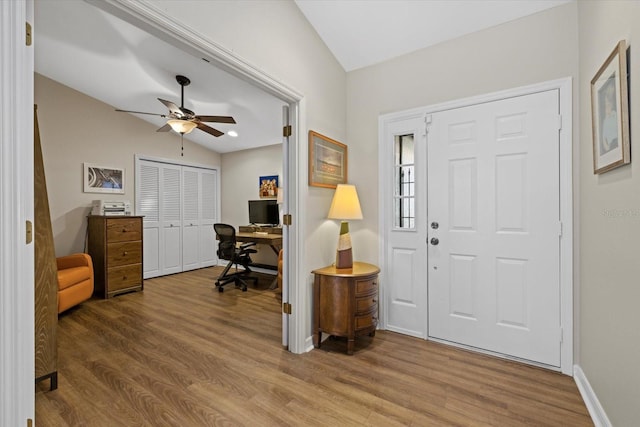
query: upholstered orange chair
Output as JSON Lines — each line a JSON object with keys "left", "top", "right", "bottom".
{"left": 56, "top": 253, "right": 94, "bottom": 314}
{"left": 277, "top": 249, "right": 283, "bottom": 292}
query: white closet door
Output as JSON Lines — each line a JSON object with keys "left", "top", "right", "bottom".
{"left": 182, "top": 167, "right": 200, "bottom": 271}
{"left": 162, "top": 164, "right": 182, "bottom": 275}
{"left": 138, "top": 161, "right": 161, "bottom": 279}
{"left": 199, "top": 169, "right": 217, "bottom": 267}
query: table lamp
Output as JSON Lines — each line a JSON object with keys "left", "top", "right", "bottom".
{"left": 327, "top": 184, "right": 363, "bottom": 269}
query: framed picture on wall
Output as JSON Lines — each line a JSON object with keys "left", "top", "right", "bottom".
{"left": 259, "top": 175, "right": 279, "bottom": 198}
{"left": 591, "top": 40, "right": 630, "bottom": 174}
{"left": 308, "top": 130, "right": 347, "bottom": 189}
{"left": 83, "top": 163, "right": 125, "bottom": 194}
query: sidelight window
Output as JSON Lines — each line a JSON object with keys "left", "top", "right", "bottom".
{"left": 394, "top": 134, "right": 415, "bottom": 229}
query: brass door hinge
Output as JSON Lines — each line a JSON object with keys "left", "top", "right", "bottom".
{"left": 283, "top": 125, "right": 292, "bottom": 137}
{"left": 28, "top": 419, "right": 33, "bottom": 427}
{"left": 283, "top": 302, "right": 292, "bottom": 314}
{"left": 26, "top": 22, "right": 32, "bottom": 46}
{"left": 283, "top": 214, "right": 292, "bottom": 226}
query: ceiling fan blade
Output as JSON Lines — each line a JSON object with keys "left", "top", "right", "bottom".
{"left": 115, "top": 109, "right": 166, "bottom": 118}
{"left": 195, "top": 115, "right": 236, "bottom": 124}
{"left": 197, "top": 122, "right": 224, "bottom": 137}
{"left": 157, "top": 98, "right": 183, "bottom": 117}
{"left": 156, "top": 123, "right": 171, "bottom": 132}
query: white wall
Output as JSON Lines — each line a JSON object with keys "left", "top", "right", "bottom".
{"left": 35, "top": 73, "right": 221, "bottom": 256}
{"left": 221, "top": 143, "right": 282, "bottom": 266}
{"left": 578, "top": 2, "right": 640, "bottom": 425}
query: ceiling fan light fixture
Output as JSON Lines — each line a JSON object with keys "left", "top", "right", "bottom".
{"left": 227, "top": 130, "right": 238, "bottom": 137}
{"left": 167, "top": 119, "right": 197, "bottom": 134}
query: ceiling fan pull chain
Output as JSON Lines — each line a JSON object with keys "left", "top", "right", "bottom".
{"left": 181, "top": 134, "right": 184, "bottom": 156}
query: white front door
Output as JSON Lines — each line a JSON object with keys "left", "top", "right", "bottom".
{"left": 427, "top": 90, "right": 561, "bottom": 367}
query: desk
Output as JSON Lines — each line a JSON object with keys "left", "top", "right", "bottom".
{"left": 235, "top": 232, "right": 282, "bottom": 255}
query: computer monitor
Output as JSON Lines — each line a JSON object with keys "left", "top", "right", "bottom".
{"left": 248, "top": 200, "right": 279, "bottom": 225}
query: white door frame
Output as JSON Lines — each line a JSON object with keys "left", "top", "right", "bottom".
{"left": 1, "top": 0, "right": 35, "bottom": 424}
{"left": 89, "top": 0, "right": 306, "bottom": 353}
{"left": 379, "top": 78, "right": 573, "bottom": 374}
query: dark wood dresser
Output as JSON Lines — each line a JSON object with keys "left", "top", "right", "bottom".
{"left": 312, "top": 262, "right": 380, "bottom": 354}
{"left": 87, "top": 215, "right": 144, "bottom": 298}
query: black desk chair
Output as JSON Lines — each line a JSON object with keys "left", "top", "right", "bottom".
{"left": 213, "top": 224, "right": 258, "bottom": 292}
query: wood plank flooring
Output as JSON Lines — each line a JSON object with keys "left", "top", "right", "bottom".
{"left": 36, "top": 267, "right": 592, "bottom": 426}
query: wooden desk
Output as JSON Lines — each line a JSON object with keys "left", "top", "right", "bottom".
{"left": 235, "top": 232, "right": 282, "bottom": 255}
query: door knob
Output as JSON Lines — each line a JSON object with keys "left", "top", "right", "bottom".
{"left": 430, "top": 237, "right": 439, "bottom": 246}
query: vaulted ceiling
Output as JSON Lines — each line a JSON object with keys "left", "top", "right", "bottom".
{"left": 35, "top": 0, "right": 571, "bottom": 154}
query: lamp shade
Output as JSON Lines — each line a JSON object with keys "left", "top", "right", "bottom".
{"left": 167, "top": 119, "right": 197, "bottom": 134}
{"left": 327, "top": 184, "right": 363, "bottom": 220}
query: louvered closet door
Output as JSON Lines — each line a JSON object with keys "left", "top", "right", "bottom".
{"left": 182, "top": 167, "right": 200, "bottom": 271}
{"left": 162, "top": 164, "right": 183, "bottom": 275}
{"left": 138, "top": 162, "right": 161, "bottom": 278}
{"left": 199, "top": 169, "right": 217, "bottom": 267}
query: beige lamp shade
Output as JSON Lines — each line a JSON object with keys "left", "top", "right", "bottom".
{"left": 167, "top": 119, "right": 197, "bottom": 134}
{"left": 327, "top": 184, "right": 362, "bottom": 269}
{"left": 327, "top": 184, "right": 363, "bottom": 220}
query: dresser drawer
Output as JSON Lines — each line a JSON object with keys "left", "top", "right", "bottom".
{"left": 106, "top": 218, "right": 142, "bottom": 242}
{"left": 355, "top": 295, "right": 377, "bottom": 314}
{"left": 355, "top": 310, "right": 378, "bottom": 331}
{"left": 107, "top": 241, "right": 142, "bottom": 267}
{"left": 107, "top": 264, "right": 142, "bottom": 291}
{"left": 355, "top": 276, "right": 378, "bottom": 296}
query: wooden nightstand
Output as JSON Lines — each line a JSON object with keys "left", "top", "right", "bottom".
{"left": 312, "top": 262, "right": 380, "bottom": 355}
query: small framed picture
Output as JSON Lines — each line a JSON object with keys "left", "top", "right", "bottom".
{"left": 591, "top": 40, "right": 630, "bottom": 174}
{"left": 83, "top": 163, "right": 125, "bottom": 194}
{"left": 259, "top": 175, "right": 279, "bottom": 198}
{"left": 308, "top": 130, "right": 347, "bottom": 189}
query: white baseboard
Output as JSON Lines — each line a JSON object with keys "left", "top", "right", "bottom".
{"left": 574, "top": 365, "right": 612, "bottom": 427}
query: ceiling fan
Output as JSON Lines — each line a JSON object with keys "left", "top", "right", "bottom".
{"left": 116, "top": 75, "right": 236, "bottom": 137}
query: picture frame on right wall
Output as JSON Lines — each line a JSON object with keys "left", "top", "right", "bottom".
{"left": 591, "top": 39, "right": 630, "bottom": 174}
{"left": 308, "top": 130, "right": 347, "bottom": 189}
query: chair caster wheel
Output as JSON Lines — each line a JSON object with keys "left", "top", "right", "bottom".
{"left": 242, "top": 287, "right": 248, "bottom": 292}
{"left": 218, "top": 287, "right": 224, "bottom": 293}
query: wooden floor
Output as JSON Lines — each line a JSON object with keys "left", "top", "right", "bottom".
{"left": 36, "top": 267, "right": 592, "bottom": 426}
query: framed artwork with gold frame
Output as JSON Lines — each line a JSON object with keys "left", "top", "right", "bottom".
{"left": 308, "top": 130, "right": 347, "bottom": 189}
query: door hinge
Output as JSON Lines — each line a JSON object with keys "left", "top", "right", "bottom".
{"left": 559, "top": 327, "right": 563, "bottom": 344}
{"left": 283, "top": 125, "right": 292, "bottom": 137}
{"left": 558, "top": 221, "right": 563, "bottom": 237}
{"left": 283, "top": 302, "right": 292, "bottom": 314}
{"left": 26, "top": 22, "right": 32, "bottom": 46}
{"left": 28, "top": 419, "right": 33, "bottom": 427}
{"left": 283, "top": 214, "right": 292, "bottom": 226}
{"left": 26, "top": 220, "right": 33, "bottom": 244}
{"left": 557, "top": 114, "right": 562, "bottom": 131}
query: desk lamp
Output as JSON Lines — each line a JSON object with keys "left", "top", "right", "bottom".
{"left": 327, "top": 184, "right": 363, "bottom": 269}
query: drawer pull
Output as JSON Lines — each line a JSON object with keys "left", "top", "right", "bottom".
{"left": 122, "top": 229, "right": 126, "bottom": 233}
{"left": 123, "top": 251, "right": 128, "bottom": 256}
{"left": 372, "top": 299, "right": 377, "bottom": 303}
{"left": 372, "top": 281, "right": 377, "bottom": 286}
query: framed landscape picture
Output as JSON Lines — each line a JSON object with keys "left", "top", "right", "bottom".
{"left": 308, "top": 130, "right": 347, "bottom": 189}
{"left": 83, "top": 163, "right": 125, "bottom": 194}
{"left": 591, "top": 40, "right": 630, "bottom": 174}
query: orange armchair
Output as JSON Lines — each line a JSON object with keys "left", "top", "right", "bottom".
{"left": 56, "top": 253, "right": 94, "bottom": 314}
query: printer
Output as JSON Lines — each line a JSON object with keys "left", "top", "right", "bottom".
{"left": 91, "top": 200, "right": 132, "bottom": 216}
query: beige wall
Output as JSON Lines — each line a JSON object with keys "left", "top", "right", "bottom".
{"left": 221, "top": 144, "right": 282, "bottom": 266}
{"left": 578, "top": 1, "right": 640, "bottom": 425}
{"left": 35, "top": 73, "right": 221, "bottom": 257}
{"left": 346, "top": 2, "right": 579, "bottom": 264}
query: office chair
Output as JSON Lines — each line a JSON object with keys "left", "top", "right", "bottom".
{"left": 213, "top": 223, "right": 258, "bottom": 292}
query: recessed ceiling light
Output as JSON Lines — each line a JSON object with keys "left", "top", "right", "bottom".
{"left": 227, "top": 130, "right": 238, "bottom": 137}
